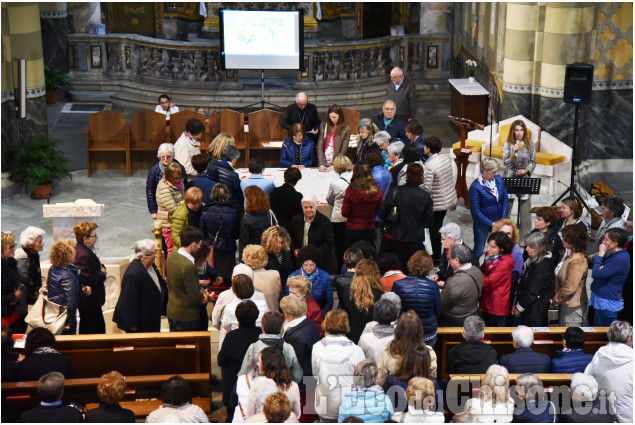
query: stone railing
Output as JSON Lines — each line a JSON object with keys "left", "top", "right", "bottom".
{"left": 68, "top": 33, "right": 450, "bottom": 87}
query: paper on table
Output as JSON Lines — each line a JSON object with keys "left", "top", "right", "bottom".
{"left": 262, "top": 141, "right": 284, "bottom": 148}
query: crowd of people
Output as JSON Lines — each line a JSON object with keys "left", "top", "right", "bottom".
{"left": 1, "top": 76, "right": 633, "bottom": 422}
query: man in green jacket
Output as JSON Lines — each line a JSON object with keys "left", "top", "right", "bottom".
{"left": 167, "top": 226, "right": 208, "bottom": 331}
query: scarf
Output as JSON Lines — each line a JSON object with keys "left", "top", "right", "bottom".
{"left": 484, "top": 253, "right": 502, "bottom": 266}
{"left": 187, "top": 206, "right": 202, "bottom": 228}
{"left": 372, "top": 323, "right": 395, "bottom": 339}
{"left": 477, "top": 173, "right": 498, "bottom": 201}
{"left": 183, "top": 131, "right": 200, "bottom": 148}
{"left": 159, "top": 162, "right": 168, "bottom": 174}
{"left": 301, "top": 268, "right": 319, "bottom": 286}
{"left": 173, "top": 180, "right": 184, "bottom": 191}
{"left": 33, "top": 346, "right": 60, "bottom": 355}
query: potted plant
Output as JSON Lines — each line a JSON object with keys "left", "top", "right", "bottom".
{"left": 44, "top": 66, "right": 69, "bottom": 104}
{"left": 465, "top": 59, "right": 478, "bottom": 83}
{"left": 11, "top": 135, "right": 72, "bottom": 199}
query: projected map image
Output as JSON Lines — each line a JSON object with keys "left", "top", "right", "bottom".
{"left": 224, "top": 11, "right": 298, "bottom": 56}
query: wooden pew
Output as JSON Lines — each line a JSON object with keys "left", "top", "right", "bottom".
{"left": 85, "top": 110, "right": 130, "bottom": 176}
{"left": 247, "top": 109, "right": 288, "bottom": 167}
{"left": 2, "top": 373, "right": 210, "bottom": 421}
{"left": 435, "top": 327, "right": 608, "bottom": 379}
{"left": 129, "top": 110, "right": 167, "bottom": 171}
{"left": 209, "top": 109, "right": 246, "bottom": 167}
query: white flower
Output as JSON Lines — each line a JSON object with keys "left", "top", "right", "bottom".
{"left": 465, "top": 59, "right": 478, "bottom": 68}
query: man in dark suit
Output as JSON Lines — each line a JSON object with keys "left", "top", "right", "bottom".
{"left": 550, "top": 326, "right": 594, "bottom": 373}
{"left": 269, "top": 167, "right": 303, "bottom": 233}
{"left": 282, "top": 92, "right": 321, "bottom": 144}
{"left": 289, "top": 195, "right": 335, "bottom": 273}
{"left": 166, "top": 226, "right": 208, "bottom": 332}
{"left": 498, "top": 325, "right": 551, "bottom": 373}
{"left": 447, "top": 315, "right": 498, "bottom": 375}
{"left": 20, "top": 372, "right": 84, "bottom": 423}
{"left": 371, "top": 100, "right": 407, "bottom": 142}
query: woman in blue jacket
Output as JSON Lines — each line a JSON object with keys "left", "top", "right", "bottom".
{"left": 199, "top": 183, "right": 239, "bottom": 282}
{"left": 390, "top": 250, "right": 440, "bottom": 347}
{"left": 468, "top": 158, "right": 509, "bottom": 259}
{"left": 590, "top": 228, "right": 630, "bottom": 326}
{"left": 285, "top": 244, "right": 333, "bottom": 317}
{"left": 279, "top": 123, "right": 316, "bottom": 169}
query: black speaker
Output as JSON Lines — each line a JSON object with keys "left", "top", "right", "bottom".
{"left": 563, "top": 63, "right": 593, "bottom": 104}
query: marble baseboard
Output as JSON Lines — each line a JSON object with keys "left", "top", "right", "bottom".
{"left": 41, "top": 17, "right": 69, "bottom": 73}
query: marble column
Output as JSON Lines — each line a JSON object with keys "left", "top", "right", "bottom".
{"left": 67, "top": 2, "right": 101, "bottom": 34}
{"left": 40, "top": 2, "right": 69, "bottom": 73}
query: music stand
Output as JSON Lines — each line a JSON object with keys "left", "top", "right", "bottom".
{"left": 449, "top": 116, "right": 484, "bottom": 209}
{"left": 503, "top": 177, "right": 542, "bottom": 230}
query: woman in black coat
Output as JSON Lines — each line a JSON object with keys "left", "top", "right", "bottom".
{"left": 512, "top": 232, "right": 555, "bottom": 327}
{"left": 84, "top": 371, "right": 135, "bottom": 423}
{"left": 74, "top": 221, "right": 107, "bottom": 335}
{"left": 13, "top": 327, "right": 75, "bottom": 382}
{"left": 378, "top": 162, "right": 434, "bottom": 273}
{"left": 113, "top": 240, "right": 167, "bottom": 333}
{"left": 199, "top": 183, "right": 240, "bottom": 282}
{"left": 1, "top": 232, "right": 26, "bottom": 333}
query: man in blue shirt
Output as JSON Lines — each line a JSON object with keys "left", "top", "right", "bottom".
{"left": 371, "top": 100, "right": 407, "bottom": 142}
{"left": 240, "top": 157, "right": 275, "bottom": 199}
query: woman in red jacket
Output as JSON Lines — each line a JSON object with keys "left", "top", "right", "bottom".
{"left": 479, "top": 231, "right": 515, "bottom": 327}
{"left": 341, "top": 163, "right": 383, "bottom": 249}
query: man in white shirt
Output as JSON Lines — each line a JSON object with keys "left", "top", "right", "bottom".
{"left": 155, "top": 94, "right": 179, "bottom": 120}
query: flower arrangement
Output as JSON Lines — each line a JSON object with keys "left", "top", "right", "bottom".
{"left": 465, "top": 59, "right": 477, "bottom": 77}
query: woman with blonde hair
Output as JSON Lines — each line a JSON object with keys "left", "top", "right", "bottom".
{"left": 392, "top": 377, "right": 444, "bottom": 423}
{"left": 206, "top": 132, "right": 235, "bottom": 160}
{"left": 15, "top": 226, "right": 45, "bottom": 305}
{"left": 85, "top": 371, "right": 135, "bottom": 422}
{"left": 286, "top": 275, "right": 324, "bottom": 337}
{"left": 465, "top": 364, "right": 514, "bottom": 422}
{"left": 156, "top": 162, "right": 185, "bottom": 257}
{"left": 2, "top": 232, "right": 26, "bottom": 332}
{"left": 355, "top": 118, "right": 379, "bottom": 164}
{"left": 262, "top": 226, "right": 293, "bottom": 286}
{"left": 326, "top": 155, "right": 354, "bottom": 270}
{"left": 342, "top": 164, "right": 383, "bottom": 248}
{"left": 74, "top": 221, "right": 107, "bottom": 334}
{"left": 317, "top": 104, "right": 351, "bottom": 172}
{"left": 46, "top": 239, "right": 80, "bottom": 335}
{"left": 242, "top": 244, "right": 281, "bottom": 313}
{"left": 339, "top": 259, "right": 384, "bottom": 343}
{"left": 503, "top": 119, "right": 536, "bottom": 240}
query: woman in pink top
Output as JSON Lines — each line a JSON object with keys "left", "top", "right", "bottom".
{"left": 317, "top": 104, "right": 351, "bottom": 172}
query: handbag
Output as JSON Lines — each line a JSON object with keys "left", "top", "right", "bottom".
{"left": 384, "top": 187, "right": 399, "bottom": 225}
{"left": 25, "top": 289, "right": 67, "bottom": 335}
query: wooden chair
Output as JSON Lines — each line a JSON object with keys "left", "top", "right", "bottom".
{"left": 129, "top": 110, "right": 166, "bottom": 171}
{"left": 168, "top": 110, "right": 210, "bottom": 150}
{"left": 247, "top": 109, "right": 287, "bottom": 167}
{"left": 341, "top": 107, "right": 361, "bottom": 134}
{"left": 209, "top": 109, "right": 246, "bottom": 166}
{"left": 85, "top": 110, "right": 130, "bottom": 176}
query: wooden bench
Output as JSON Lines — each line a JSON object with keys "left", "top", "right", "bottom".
{"left": 3, "top": 332, "right": 212, "bottom": 421}
{"left": 85, "top": 110, "right": 130, "bottom": 176}
{"left": 2, "top": 373, "right": 210, "bottom": 421}
{"left": 435, "top": 327, "right": 608, "bottom": 379}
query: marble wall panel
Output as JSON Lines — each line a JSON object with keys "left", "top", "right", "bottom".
{"left": 17, "top": 97, "right": 48, "bottom": 143}
{"left": 1, "top": 100, "right": 19, "bottom": 172}
{"left": 40, "top": 17, "right": 69, "bottom": 73}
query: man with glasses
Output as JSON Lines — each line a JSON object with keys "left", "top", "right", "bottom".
{"left": 166, "top": 226, "right": 209, "bottom": 332}
{"left": 282, "top": 92, "right": 321, "bottom": 144}
{"left": 155, "top": 94, "right": 179, "bottom": 121}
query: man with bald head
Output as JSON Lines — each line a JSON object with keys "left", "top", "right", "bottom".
{"left": 282, "top": 92, "right": 321, "bottom": 144}
{"left": 387, "top": 67, "right": 418, "bottom": 121}
{"left": 371, "top": 100, "right": 407, "bottom": 142}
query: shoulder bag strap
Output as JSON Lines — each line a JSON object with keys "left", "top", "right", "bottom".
{"left": 269, "top": 210, "right": 279, "bottom": 226}
{"left": 238, "top": 375, "right": 251, "bottom": 419}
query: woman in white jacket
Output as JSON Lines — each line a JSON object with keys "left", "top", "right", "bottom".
{"left": 174, "top": 118, "right": 205, "bottom": 179}
{"left": 312, "top": 309, "right": 365, "bottom": 422}
{"left": 585, "top": 320, "right": 633, "bottom": 423}
{"left": 326, "top": 155, "right": 354, "bottom": 271}
{"left": 422, "top": 136, "right": 457, "bottom": 263}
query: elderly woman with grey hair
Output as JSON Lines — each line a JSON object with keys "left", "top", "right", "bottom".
{"left": 146, "top": 143, "right": 187, "bottom": 221}
{"left": 511, "top": 374, "right": 556, "bottom": 422}
{"left": 511, "top": 232, "right": 554, "bottom": 327}
{"left": 14, "top": 226, "right": 45, "bottom": 306}
{"left": 468, "top": 157, "right": 509, "bottom": 259}
{"left": 559, "top": 373, "right": 615, "bottom": 422}
{"left": 358, "top": 297, "right": 401, "bottom": 364}
{"left": 338, "top": 359, "right": 394, "bottom": 423}
{"left": 244, "top": 377, "right": 298, "bottom": 423}
{"left": 585, "top": 320, "right": 633, "bottom": 423}
{"left": 113, "top": 239, "right": 167, "bottom": 333}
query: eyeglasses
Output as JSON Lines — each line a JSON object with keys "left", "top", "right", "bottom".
{"left": 144, "top": 251, "right": 157, "bottom": 257}
{"left": 160, "top": 155, "right": 173, "bottom": 160}
{"left": 88, "top": 234, "right": 97, "bottom": 239}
